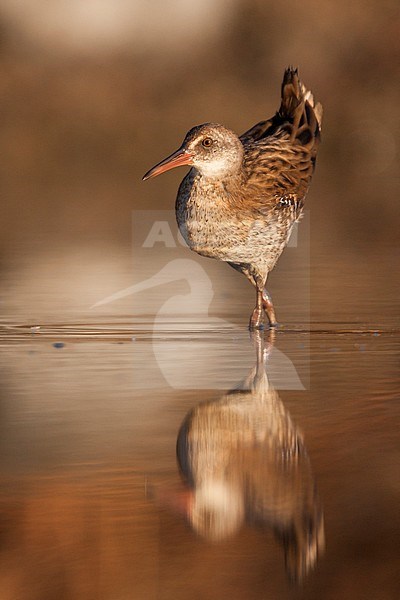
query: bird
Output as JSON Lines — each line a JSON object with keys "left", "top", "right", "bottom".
{"left": 143, "top": 67, "right": 322, "bottom": 330}
{"left": 175, "top": 331, "right": 325, "bottom": 582}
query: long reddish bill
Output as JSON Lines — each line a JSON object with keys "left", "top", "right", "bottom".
{"left": 142, "top": 147, "right": 193, "bottom": 180}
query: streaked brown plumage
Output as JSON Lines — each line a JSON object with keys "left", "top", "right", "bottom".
{"left": 143, "top": 68, "right": 322, "bottom": 329}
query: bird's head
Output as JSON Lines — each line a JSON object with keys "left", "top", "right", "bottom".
{"left": 143, "top": 123, "right": 244, "bottom": 181}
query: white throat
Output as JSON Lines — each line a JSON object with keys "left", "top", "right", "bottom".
{"left": 199, "top": 158, "right": 234, "bottom": 179}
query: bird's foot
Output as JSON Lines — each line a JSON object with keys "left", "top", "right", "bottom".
{"left": 249, "top": 310, "right": 280, "bottom": 331}
{"left": 249, "top": 308, "right": 264, "bottom": 330}
{"left": 262, "top": 289, "right": 278, "bottom": 326}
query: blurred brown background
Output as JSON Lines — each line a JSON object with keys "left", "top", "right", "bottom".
{"left": 0, "top": 0, "right": 399, "bottom": 322}
{"left": 0, "top": 4, "right": 399, "bottom": 598}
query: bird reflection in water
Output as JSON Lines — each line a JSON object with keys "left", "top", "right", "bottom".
{"left": 175, "top": 331, "right": 325, "bottom": 582}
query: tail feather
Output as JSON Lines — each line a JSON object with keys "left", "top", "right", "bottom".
{"left": 279, "top": 67, "right": 303, "bottom": 119}
{"left": 240, "top": 67, "right": 322, "bottom": 146}
{"left": 276, "top": 486, "right": 325, "bottom": 583}
{"left": 279, "top": 67, "right": 322, "bottom": 146}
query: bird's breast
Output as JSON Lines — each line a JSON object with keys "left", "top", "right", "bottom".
{"left": 176, "top": 176, "right": 232, "bottom": 255}
{"left": 175, "top": 173, "right": 293, "bottom": 268}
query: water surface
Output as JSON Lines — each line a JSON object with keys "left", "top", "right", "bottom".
{"left": 0, "top": 309, "right": 398, "bottom": 599}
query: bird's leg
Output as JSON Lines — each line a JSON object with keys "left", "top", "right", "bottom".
{"left": 246, "top": 330, "right": 276, "bottom": 389}
{"left": 249, "top": 285, "right": 265, "bottom": 330}
{"left": 262, "top": 289, "right": 278, "bottom": 327}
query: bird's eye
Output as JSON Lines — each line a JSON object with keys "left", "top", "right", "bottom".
{"left": 202, "top": 137, "right": 213, "bottom": 148}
